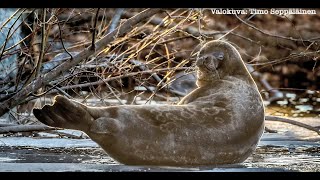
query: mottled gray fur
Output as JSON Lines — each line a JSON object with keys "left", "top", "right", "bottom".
{"left": 33, "top": 40, "right": 265, "bottom": 166}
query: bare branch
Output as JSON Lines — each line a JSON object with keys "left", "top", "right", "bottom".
{"left": 0, "top": 125, "right": 60, "bottom": 134}
{"left": 108, "top": 8, "right": 124, "bottom": 33}
{"left": 43, "top": 67, "right": 188, "bottom": 95}
{"left": 91, "top": 8, "right": 100, "bottom": 51}
{"left": 0, "top": 8, "right": 162, "bottom": 117}
{"left": 246, "top": 65, "right": 284, "bottom": 102}
{"left": 129, "top": 60, "right": 186, "bottom": 97}
{"left": 265, "top": 115, "right": 320, "bottom": 135}
{"left": 57, "top": 19, "right": 73, "bottom": 59}
{"left": 48, "top": 84, "right": 72, "bottom": 99}
{"left": 35, "top": 8, "right": 47, "bottom": 78}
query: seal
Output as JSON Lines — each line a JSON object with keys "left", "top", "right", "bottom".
{"left": 33, "top": 40, "right": 265, "bottom": 166}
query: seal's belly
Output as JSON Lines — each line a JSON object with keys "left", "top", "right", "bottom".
{"left": 102, "top": 119, "right": 264, "bottom": 166}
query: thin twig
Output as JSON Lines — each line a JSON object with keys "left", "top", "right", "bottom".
{"left": 61, "top": 67, "right": 187, "bottom": 89}
{"left": 48, "top": 84, "right": 72, "bottom": 99}
{"left": 91, "top": 8, "right": 100, "bottom": 51}
{"left": 251, "top": 50, "right": 320, "bottom": 67}
{"left": 134, "top": 79, "right": 168, "bottom": 100}
{"left": 19, "top": 66, "right": 189, "bottom": 102}
{"left": 129, "top": 60, "right": 186, "bottom": 97}
{"left": 234, "top": 14, "right": 314, "bottom": 43}
{"left": 123, "top": 11, "right": 261, "bottom": 46}
{"left": 76, "top": 69, "right": 126, "bottom": 105}
{"left": 57, "top": 19, "right": 73, "bottom": 59}
{"left": 35, "top": 8, "right": 47, "bottom": 78}
{"left": 104, "top": 82, "right": 125, "bottom": 105}
{"left": 22, "top": 9, "right": 48, "bottom": 88}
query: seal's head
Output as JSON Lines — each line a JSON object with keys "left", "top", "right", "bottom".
{"left": 196, "top": 40, "right": 250, "bottom": 87}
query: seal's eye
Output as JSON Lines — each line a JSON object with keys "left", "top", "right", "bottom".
{"left": 213, "top": 52, "right": 224, "bottom": 61}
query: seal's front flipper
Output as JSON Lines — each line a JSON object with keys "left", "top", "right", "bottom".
{"left": 33, "top": 95, "right": 94, "bottom": 131}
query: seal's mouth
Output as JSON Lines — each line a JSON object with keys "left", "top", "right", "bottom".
{"left": 196, "top": 55, "right": 217, "bottom": 72}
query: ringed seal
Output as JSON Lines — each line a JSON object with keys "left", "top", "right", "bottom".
{"left": 33, "top": 40, "right": 265, "bottom": 166}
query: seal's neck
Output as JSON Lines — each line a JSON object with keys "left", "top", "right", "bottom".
{"left": 196, "top": 70, "right": 219, "bottom": 87}
{"left": 196, "top": 62, "right": 256, "bottom": 88}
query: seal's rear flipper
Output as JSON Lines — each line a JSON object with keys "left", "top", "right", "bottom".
{"left": 33, "top": 95, "right": 94, "bottom": 131}
{"left": 33, "top": 108, "right": 54, "bottom": 126}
